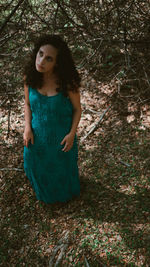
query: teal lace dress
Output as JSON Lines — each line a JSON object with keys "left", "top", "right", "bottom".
{"left": 23, "top": 87, "right": 80, "bottom": 203}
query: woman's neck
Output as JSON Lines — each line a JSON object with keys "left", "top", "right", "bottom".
{"left": 42, "top": 72, "right": 59, "bottom": 89}
{"left": 43, "top": 71, "right": 56, "bottom": 84}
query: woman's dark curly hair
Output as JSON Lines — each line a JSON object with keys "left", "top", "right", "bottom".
{"left": 24, "top": 34, "right": 81, "bottom": 94}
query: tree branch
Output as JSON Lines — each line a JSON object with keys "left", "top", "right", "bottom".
{"left": 0, "top": 0, "right": 25, "bottom": 34}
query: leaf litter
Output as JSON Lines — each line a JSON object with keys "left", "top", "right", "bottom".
{"left": 0, "top": 71, "right": 150, "bottom": 266}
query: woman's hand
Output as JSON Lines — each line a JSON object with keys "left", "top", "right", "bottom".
{"left": 61, "top": 133, "right": 75, "bottom": 152}
{"left": 23, "top": 126, "right": 34, "bottom": 147}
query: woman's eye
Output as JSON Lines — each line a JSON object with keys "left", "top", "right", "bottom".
{"left": 47, "top": 57, "right": 52, "bottom": 62}
{"left": 39, "top": 51, "right": 43, "bottom": 56}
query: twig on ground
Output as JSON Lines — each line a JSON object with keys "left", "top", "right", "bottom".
{"left": 0, "top": 99, "right": 7, "bottom": 107}
{"left": 84, "top": 108, "right": 101, "bottom": 114}
{"left": 138, "top": 97, "right": 150, "bottom": 104}
{"left": 84, "top": 256, "right": 90, "bottom": 267}
{"left": 54, "top": 244, "right": 68, "bottom": 267}
{"left": 80, "top": 105, "right": 111, "bottom": 143}
{"left": 144, "top": 69, "right": 150, "bottom": 88}
{"left": 119, "top": 160, "right": 131, "bottom": 167}
{"left": 7, "top": 103, "right": 11, "bottom": 138}
{"left": 49, "top": 230, "right": 70, "bottom": 267}
{"left": 0, "top": 168, "right": 23, "bottom": 171}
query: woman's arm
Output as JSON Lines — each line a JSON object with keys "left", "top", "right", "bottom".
{"left": 23, "top": 83, "right": 34, "bottom": 147}
{"left": 61, "top": 90, "right": 82, "bottom": 152}
{"left": 68, "top": 90, "right": 82, "bottom": 136}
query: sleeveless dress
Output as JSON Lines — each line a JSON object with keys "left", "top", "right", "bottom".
{"left": 23, "top": 87, "right": 80, "bottom": 204}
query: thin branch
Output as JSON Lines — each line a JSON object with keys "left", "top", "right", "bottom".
{"left": 27, "top": 1, "right": 50, "bottom": 27}
{"left": 84, "top": 257, "right": 90, "bottom": 267}
{"left": 0, "top": 31, "right": 18, "bottom": 47}
{"left": 0, "top": 0, "right": 25, "bottom": 34}
{"left": 119, "top": 160, "right": 131, "bottom": 167}
{"left": 0, "top": 99, "right": 7, "bottom": 107}
{"left": 80, "top": 105, "right": 111, "bottom": 143}
{"left": 54, "top": 244, "right": 68, "bottom": 267}
{"left": 49, "top": 230, "right": 70, "bottom": 267}
{"left": 54, "top": 0, "right": 84, "bottom": 29}
{"left": 53, "top": 2, "right": 59, "bottom": 32}
{"left": 7, "top": 103, "right": 11, "bottom": 138}
{"left": 143, "top": 69, "right": 150, "bottom": 88}
{"left": 83, "top": 108, "right": 101, "bottom": 114}
{"left": 3, "top": 0, "right": 16, "bottom": 12}
{"left": 0, "top": 168, "right": 23, "bottom": 171}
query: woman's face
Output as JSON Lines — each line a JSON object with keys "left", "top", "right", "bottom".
{"left": 35, "top": 44, "right": 58, "bottom": 74}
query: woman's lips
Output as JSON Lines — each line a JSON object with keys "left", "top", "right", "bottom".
{"left": 37, "top": 64, "right": 44, "bottom": 69}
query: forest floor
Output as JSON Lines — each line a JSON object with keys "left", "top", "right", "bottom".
{"left": 0, "top": 71, "right": 150, "bottom": 266}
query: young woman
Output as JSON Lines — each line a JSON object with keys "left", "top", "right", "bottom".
{"left": 23, "top": 34, "right": 81, "bottom": 204}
